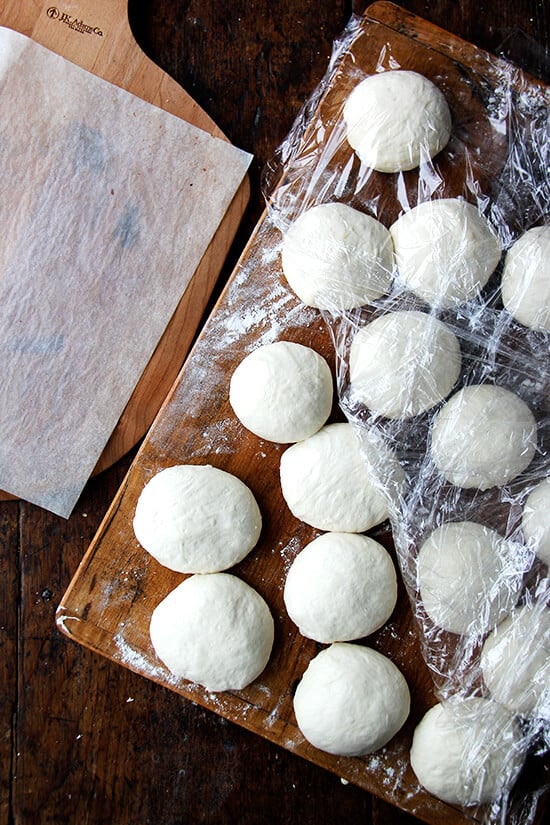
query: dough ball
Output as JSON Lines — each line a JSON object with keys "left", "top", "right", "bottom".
{"left": 430, "top": 384, "right": 537, "bottom": 490}
{"left": 229, "top": 341, "right": 333, "bottom": 443}
{"left": 283, "top": 532, "right": 397, "bottom": 642}
{"left": 280, "top": 202, "right": 393, "bottom": 310}
{"left": 416, "top": 521, "right": 523, "bottom": 635}
{"left": 480, "top": 603, "right": 550, "bottom": 718}
{"left": 293, "top": 643, "right": 410, "bottom": 756}
{"left": 279, "top": 422, "right": 405, "bottom": 532}
{"left": 349, "top": 310, "right": 461, "bottom": 419}
{"left": 522, "top": 478, "right": 550, "bottom": 566}
{"left": 343, "top": 70, "right": 451, "bottom": 173}
{"left": 150, "top": 573, "right": 274, "bottom": 692}
{"left": 390, "top": 198, "right": 502, "bottom": 308}
{"left": 501, "top": 226, "right": 550, "bottom": 332}
{"left": 410, "top": 697, "right": 524, "bottom": 806}
{"left": 133, "top": 464, "right": 262, "bottom": 573}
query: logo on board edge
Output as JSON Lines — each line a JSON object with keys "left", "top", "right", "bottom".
{"left": 46, "top": 8, "right": 104, "bottom": 37}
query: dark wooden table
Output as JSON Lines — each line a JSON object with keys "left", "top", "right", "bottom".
{"left": 1, "top": 2, "right": 548, "bottom": 823}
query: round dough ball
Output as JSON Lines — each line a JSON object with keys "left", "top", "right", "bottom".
{"left": 280, "top": 202, "right": 393, "bottom": 310}
{"left": 283, "top": 532, "right": 397, "bottom": 642}
{"left": 522, "top": 478, "right": 550, "bottom": 566}
{"left": 416, "top": 521, "right": 522, "bottom": 635}
{"left": 279, "top": 422, "right": 405, "bottom": 532}
{"left": 150, "top": 573, "right": 274, "bottom": 692}
{"left": 293, "top": 643, "right": 410, "bottom": 756}
{"left": 229, "top": 341, "right": 333, "bottom": 443}
{"left": 430, "top": 384, "right": 537, "bottom": 490}
{"left": 390, "top": 198, "right": 502, "bottom": 308}
{"left": 501, "top": 226, "right": 550, "bottom": 331}
{"left": 133, "top": 464, "right": 262, "bottom": 573}
{"left": 480, "top": 603, "right": 550, "bottom": 718}
{"left": 349, "top": 310, "right": 461, "bottom": 419}
{"left": 343, "top": 70, "right": 451, "bottom": 173}
{"left": 410, "top": 697, "right": 524, "bottom": 806}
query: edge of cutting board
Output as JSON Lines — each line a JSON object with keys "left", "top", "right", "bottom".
{"left": 0, "top": 0, "right": 250, "bottom": 500}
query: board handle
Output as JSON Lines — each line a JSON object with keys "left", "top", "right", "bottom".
{"left": 0, "top": 0, "right": 224, "bottom": 138}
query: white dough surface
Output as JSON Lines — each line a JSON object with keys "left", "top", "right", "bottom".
{"left": 522, "top": 478, "right": 550, "bottom": 566}
{"left": 480, "top": 603, "right": 550, "bottom": 718}
{"left": 279, "top": 422, "right": 404, "bottom": 532}
{"left": 293, "top": 643, "right": 410, "bottom": 756}
{"left": 501, "top": 225, "right": 550, "bottom": 332}
{"left": 343, "top": 70, "right": 451, "bottom": 173}
{"left": 149, "top": 573, "right": 274, "bottom": 692}
{"left": 430, "top": 384, "right": 537, "bottom": 489}
{"left": 416, "top": 521, "right": 523, "bottom": 635}
{"left": 410, "top": 697, "right": 524, "bottom": 806}
{"left": 390, "top": 198, "right": 502, "bottom": 308}
{"left": 283, "top": 532, "right": 397, "bottom": 642}
{"left": 280, "top": 202, "right": 393, "bottom": 310}
{"left": 133, "top": 464, "right": 262, "bottom": 573}
{"left": 349, "top": 310, "right": 461, "bottom": 418}
{"left": 229, "top": 341, "right": 333, "bottom": 443}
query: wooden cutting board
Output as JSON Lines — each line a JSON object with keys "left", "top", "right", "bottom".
{"left": 0, "top": 0, "right": 249, "bottom": 496}
{"left": 56, "top": 3, "right": 548, "bottom": 823}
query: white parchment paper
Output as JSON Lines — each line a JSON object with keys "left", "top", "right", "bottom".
{"left": 0, "top": 27, "right": 252, "bottom": 517}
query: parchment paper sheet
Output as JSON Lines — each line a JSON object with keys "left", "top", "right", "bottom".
{"left": 0, "top": 27, "right": 252, "bottom": 517}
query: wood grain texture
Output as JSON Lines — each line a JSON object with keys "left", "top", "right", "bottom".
{"left": 0, "top": 0, "right": 249, "bottom": 492}
{"left": 2, "top": 2, "right": 549, "bottom": 825}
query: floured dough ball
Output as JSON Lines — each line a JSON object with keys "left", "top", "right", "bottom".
{"left": 416, "top": 521, "right": 523, "bottom": 635}
{"left": 293, "top": 643, "right": 410, "bottom": 756}
{"left": 279, "top": 422, "right": 405, "bottom": 532}
{"left": 150, "top": 573, "right": 274, "bottom": 692}
{"left": 283, "top": 532, "right": 397, "bottom": 642}
{"left": 390, "top": 198, "right": 502, "bottom": 308}
{"left": 349, "top": 310, "right": 461, "bottom": 418}
{"left": 522, "top": 478, "right": 550, "bottom": 566}
{"left": 480, "top": 603, "right": 550, "bottom": 718}
{"left": 280, "top": 202, "right": 393, "bottom": 310}
{"left": 229, "top": 341, "right": 333, "bottom": 443}
{"left": 501, "top": 226, "right": 550, "bottom": 331}
{"left": 410, "top": 697, "right": 524, "bottom": 806}
{"left": 343, "top": 70, "right": 451, "bottom": 173}
{"left": 430, "top": 384, "right": 537, "bottom": 490}
{"left": 133, "top": 464, "right": 262, "bottom": 573}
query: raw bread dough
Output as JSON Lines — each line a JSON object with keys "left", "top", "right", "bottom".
{"left": 133, "top": 464, "right": 262, "bottom": 573}
{"left": 501, "top": 225, "right": 550, "bottom": 332}
{"left": 480, "top": 603, "right": 550, "bottom": 718}
{"left": 283, "top": 532, "right": 397, "bottom": 642}
{"left": 349, "top": 310, "right": 461, "bottom": 418}
{"left": 293, "top": 643, "right": 410, "bottom": 756}
{"left": 343, "top": 70, "right": 451, "bottom": 173}
{"left": 522, "top": 478, "right": 550, "bottom": 566}
{"left": 280, "top": 202, "right": 393, "bottom": 310}
{"left": 430, "top": 384, "right": 537, "bottom": 489}
{"left": 416, "top": 521, "right": 523, "bottom": 636}
{"left": 390, "top": 198, "right": 502, "bottom": 308}
{"left": 410, "top": 697, "right": 524, "bottom": 806}
{"left": 229, "top": 341, "right": 333, "bottom": 443}
{"left": 149, "top": 572, "right": 274, "bottom": 692}
{"left": 279, "top": 422, "right": 405, "bottom": 532}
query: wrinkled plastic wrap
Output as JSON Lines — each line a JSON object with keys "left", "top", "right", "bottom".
{"left": 263, "top": 14, "right": 549, "bottom": 824}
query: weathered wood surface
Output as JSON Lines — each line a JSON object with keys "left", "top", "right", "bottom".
{"left": 1, "top": 2, "right": 549, "bottom": 824}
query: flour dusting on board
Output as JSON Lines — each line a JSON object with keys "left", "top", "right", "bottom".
{"left": 114, "top": 630, "right": 179, "bottom": 686}
{"left": 149, "top": 219, "right": 320, "bottom": 433}
{"left": 216, "top": 236, "right": 319, "bottom": 350}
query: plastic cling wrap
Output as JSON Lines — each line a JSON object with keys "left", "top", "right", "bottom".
{"left": 263, "top": 12, "right": 549, "bottom": 825}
